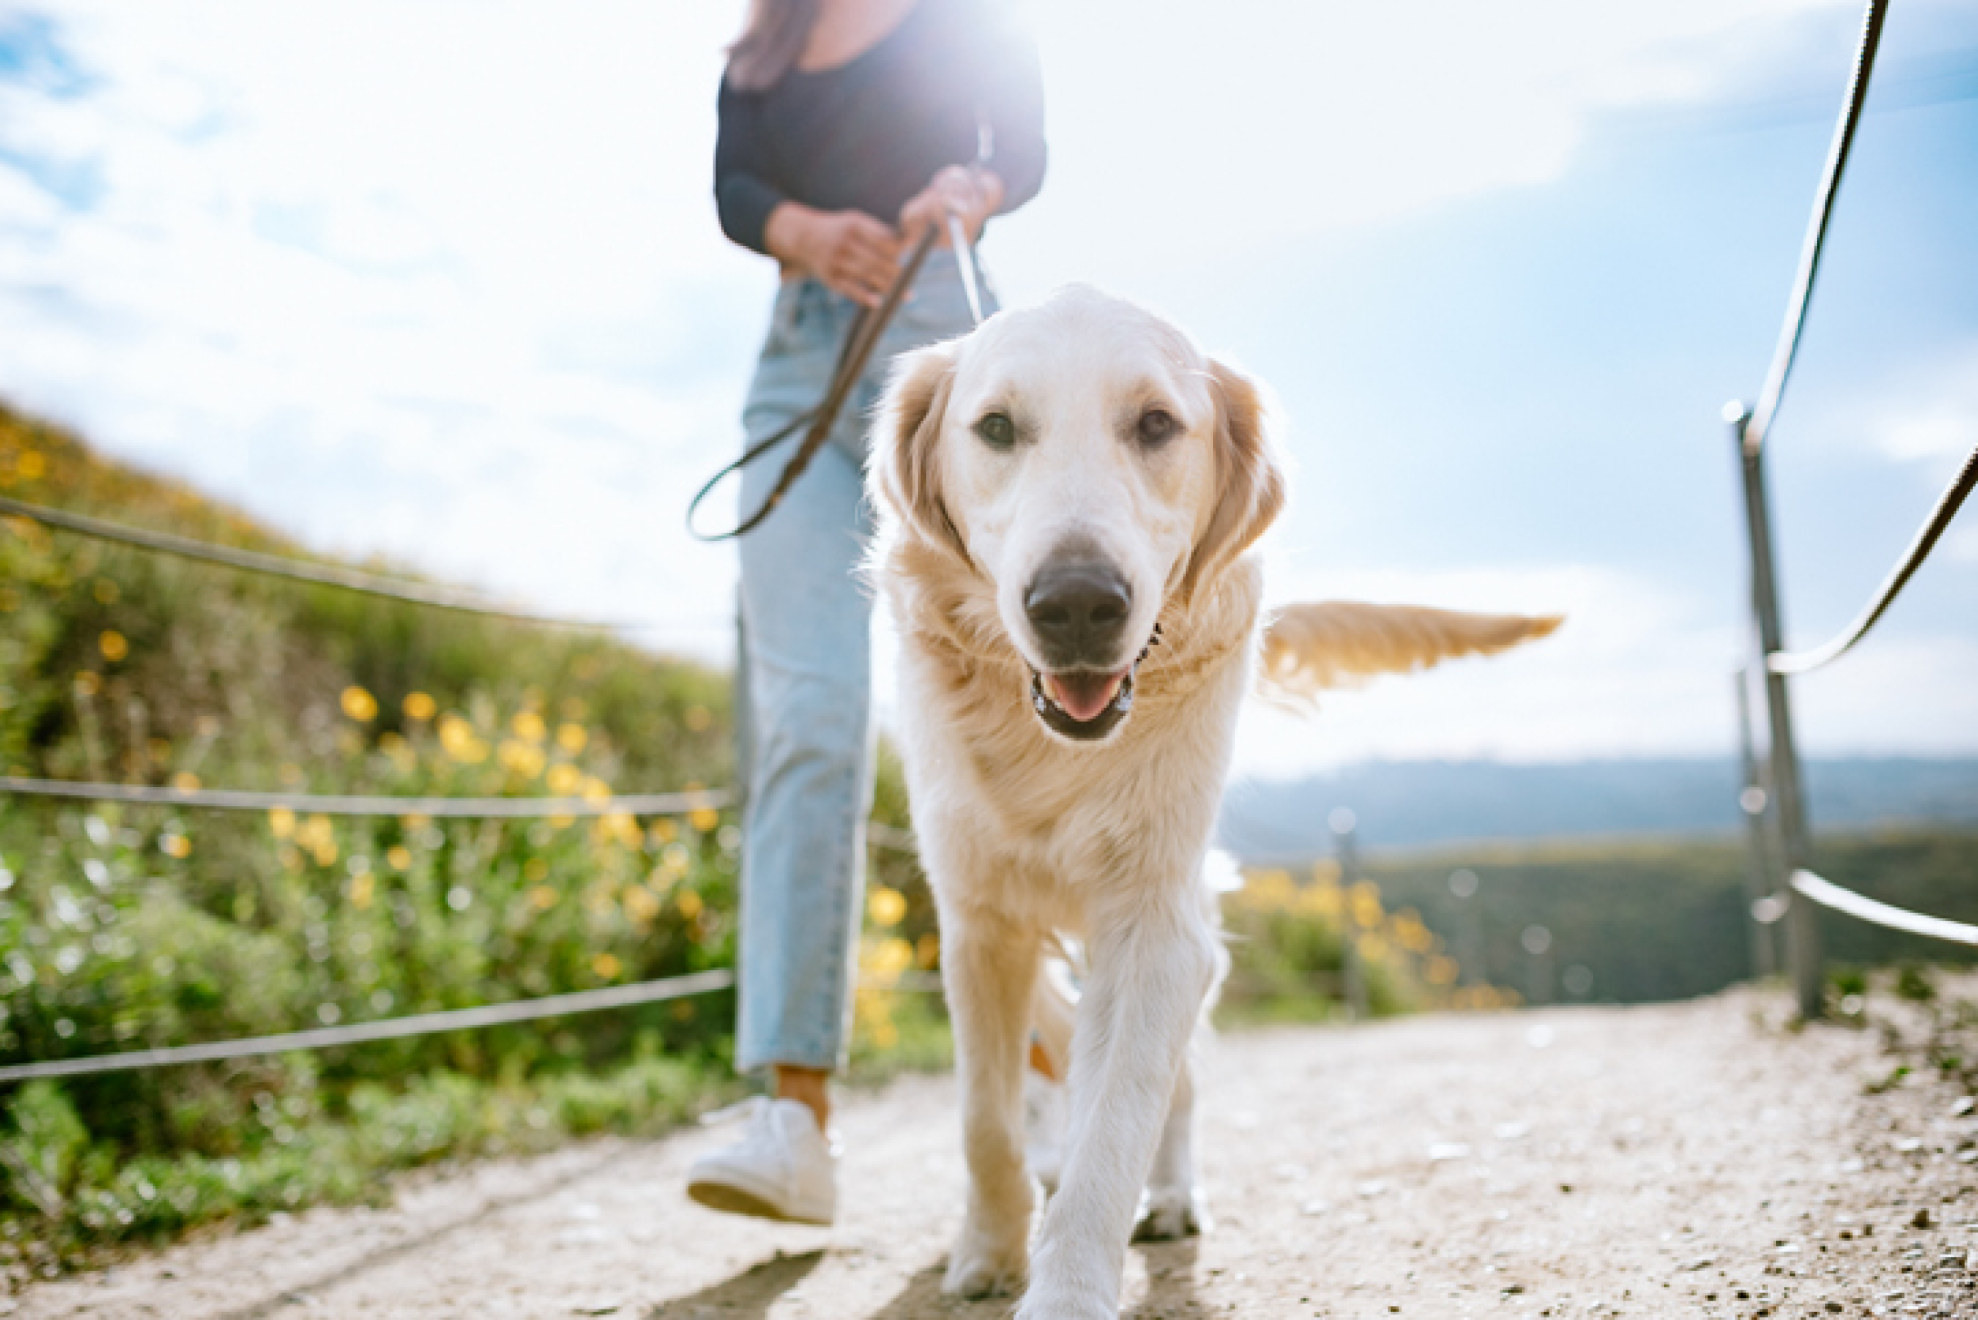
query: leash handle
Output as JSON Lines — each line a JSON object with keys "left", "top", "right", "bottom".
{"left": 687, "top": 226, "right": 938, "bottom": 543}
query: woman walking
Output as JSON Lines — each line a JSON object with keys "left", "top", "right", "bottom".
{"left": 687, "top": 0, "right": 1046, "bottom": 1224}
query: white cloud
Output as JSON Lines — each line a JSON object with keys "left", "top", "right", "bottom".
{"left": 1870, "top": 342, "right": 1978, "bottom": 465}
{"left": 991, "top": 0, "right": 1853, "bottom": 296}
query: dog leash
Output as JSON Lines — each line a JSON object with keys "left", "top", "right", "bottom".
{"left": 687, "top": 208, "right": 989, "bottom": 543}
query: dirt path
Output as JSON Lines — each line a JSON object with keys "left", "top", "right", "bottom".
{"left": 11, "top": 993, "right": 1977, "bottom": 1319}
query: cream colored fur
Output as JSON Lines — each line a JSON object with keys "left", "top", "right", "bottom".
{"left": 867, "top": 286, "right": 1556, "bottom": 1319}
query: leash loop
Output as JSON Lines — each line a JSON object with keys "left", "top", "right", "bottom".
{"left": 687, "top": 226, "right": 940, "bottom": 542}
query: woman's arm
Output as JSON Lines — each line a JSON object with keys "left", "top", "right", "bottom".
{"left": 713, "top": 78, "right": 785, "bottom": 256}
{"left": 716, "top": 76, "right": 903, "bottom": 304}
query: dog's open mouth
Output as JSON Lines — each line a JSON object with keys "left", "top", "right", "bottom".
{"left": 1027, "top": 628, "right": 1160, "bottom": 743}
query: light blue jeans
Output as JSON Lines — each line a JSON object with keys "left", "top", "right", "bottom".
{"left": 734, "top": 247, "right": 993, "bottom": 1074}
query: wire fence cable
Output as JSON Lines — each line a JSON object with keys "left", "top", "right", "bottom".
{"left": 1767, "top": 438, "right": 1978, "bottom": 675}
{"left": 0, "top": 495, "right": 622, "bottom": 630}
{"left": 0, "top": 775, "right": 733, "bottom": 819}
{"left": 1742, "top": 0, "right": 1889, "bottom": 458}
{"left": 0, "top": 971, "right": 737, "bottom": 1085}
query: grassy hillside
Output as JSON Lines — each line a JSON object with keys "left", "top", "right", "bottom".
{"left": 0, "top": 403, "right": 937, "bottom": 1272}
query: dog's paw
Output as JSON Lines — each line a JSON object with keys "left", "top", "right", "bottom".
{"left": 1131, "top": 1184, "right": 1211, "bottom": 1242}
{"left": 942, "top": 1238, "right": 1027, "bottom": 1299}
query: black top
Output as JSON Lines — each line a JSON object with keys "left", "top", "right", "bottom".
{"left": 714, "top": 0, "right": 1046, "bottom": 256}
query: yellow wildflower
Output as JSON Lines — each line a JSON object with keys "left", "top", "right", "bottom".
{"left": 689, "top": 806, "right": 721, "bottom": 834}
{"left": 92, "top": 578, "right": 118, "bottom": 605}
{"left": 523, "top": 857, "right": 549, "bottom": 883}
{"left": 676, "top": 889, "right": 704, "bottom": 920}
{"left": 339, "top": 686, "right": 378, "bottom": 722}
{"left": 349, "top": 871, "right": 375, "bottom": 910}
{"left": 511, "top": 711, "right": 547, "bottom": 743}
{"left": 72, "top": 670, "right": 100, "bottom": 697}
{"left": 867, "top": 886, "right": 907, "bottom": 928}
{"left": 98, "top": 630, "right": 128, "bottom": 663}
{"left": 17, "top": 450, "right": 45, "bottom": 480}
{"left": 1349, "top": 882, "right": 1384, "bottom": 930}
{"left": 387, "top": 845, "right": 412, "bottom": 871}
{"left": 170, "top": 771, "right": 200, "bottom": 791}
{"left": 497, "top": 739, "right": 545, "bottom": 778}
{"left": 623, "top": 885, "right": 661, "bottom": 924}
{"left": 648, "top": 818, "right": 677, "bottom": 845}
{"left": 545, "top": 763, "right": 583, "bottom": 796}
{"left": 160, "top": 832, "right": 191, "bottom": 859}
{"left": 402, "top": 691, "right": 437, "bottom": 720}
{"left": 556, "top": 722, "right": 587, "bottom": 753}
{"left": 268, "top": 806, "right": 297, "bottom": 839}
{"left": 592, "top": 952, "right": 622, "bottom": 980}
{"left": 529, "top": 884, "right": 558, "bottom": 910}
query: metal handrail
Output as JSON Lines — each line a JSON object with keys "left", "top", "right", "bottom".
{"left": 1742, "top": 0, "right": 1889, "bottom": 458}
{"left": 1768, "top": 439, "right": 1978, "bottom": 675}
{"left": 1790, "top": 870, "right": 1978, "bottom": 947}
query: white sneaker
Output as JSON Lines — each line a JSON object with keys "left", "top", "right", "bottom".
{"left": 686, "top": 1097, "right": 839, "bottom": 1226}
{"left": 1023, "top": 1070, "right": 1068, "bottom": 1193}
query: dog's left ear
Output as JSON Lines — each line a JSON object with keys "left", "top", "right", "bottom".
{"left": 1182, "top": 358, "right": 1287, "bottom": 599}
{"left": 873, "top": 340, "right": 968, "bottom": 561}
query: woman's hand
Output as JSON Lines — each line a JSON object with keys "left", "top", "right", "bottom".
{"left": 764, "top": 203, "right": 903, "bottom": 307}
{"left": 899, "top": 165, "right": 1005, "bottom": 250}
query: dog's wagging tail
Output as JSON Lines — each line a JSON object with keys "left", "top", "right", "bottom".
{"left": 1259, "top": 601, "right": 1565, "bottom": 703}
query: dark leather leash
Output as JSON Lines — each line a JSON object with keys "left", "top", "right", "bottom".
{"left": 687, "top": 225, "right": 941, "bottom": 542}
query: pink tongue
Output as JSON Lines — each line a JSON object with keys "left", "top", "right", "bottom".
{"left": 1045, "top": 670, "right": 1127, "bottom": 722}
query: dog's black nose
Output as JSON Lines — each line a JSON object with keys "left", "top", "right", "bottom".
{"left": 1025, "top": 558, "right": 1132, "bottom": 668}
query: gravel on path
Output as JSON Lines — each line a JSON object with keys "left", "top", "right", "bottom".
{"left": 9, "top": 991, "right": 1976, "bottom": 1319}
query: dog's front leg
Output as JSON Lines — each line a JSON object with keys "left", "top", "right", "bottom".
{"left": 940, "top": 903, "right": 1040, "bottom": 1299}
{"left": 1019, "top": 901, "right": 1216, "bottom": 1320}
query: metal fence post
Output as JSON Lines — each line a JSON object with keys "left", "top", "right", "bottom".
{"left": 1332, "top": 809, "right": 1372, "bottom": 1021}
{"left": 1732, "top": 667, "right": 1780, "bottom": 979}
{"left": 1730, "top": 404, "right": 1823, "bottom": 1018}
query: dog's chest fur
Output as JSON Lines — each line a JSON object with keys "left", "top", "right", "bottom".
{"left": 884, "top": 550, "right": 1265, "bottom": 924}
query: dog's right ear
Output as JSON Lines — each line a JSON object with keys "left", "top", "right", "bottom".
{"left": 873, "top": 340, "right": 968, "bottom": 561}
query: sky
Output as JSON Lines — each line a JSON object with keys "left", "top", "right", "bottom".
{"left": 0, "top": 0, "right": 1974, "bottom": 781}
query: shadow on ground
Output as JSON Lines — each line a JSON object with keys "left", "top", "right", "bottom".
{"left": 1126, "top": 1238, "right": 1208, "bottom": 1320}
{"left": 640, "top": 1234, "right": 1212, "bottom": 1318}
{"left": 647, "top": 1249, "right": 825, "bottom": 1318}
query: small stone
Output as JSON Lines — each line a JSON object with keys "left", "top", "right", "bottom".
{"left": 1952, "top": 1097, "right": 1975, "bottom": 1118}
{"left": 1914, "top": 1208, "right": 1934, "bottom": 1230}
{"left": 1300, "top": 1199, "right": 1330, "bottom": 1217}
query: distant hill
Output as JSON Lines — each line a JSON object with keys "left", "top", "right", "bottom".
{"left": 1216, "top": 757, "right": 1978, "bottom": 860}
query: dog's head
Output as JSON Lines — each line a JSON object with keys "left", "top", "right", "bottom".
{"left": 873, "top": 285, "right": 1285, "bottom": 745}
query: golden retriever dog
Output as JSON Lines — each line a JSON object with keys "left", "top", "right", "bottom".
{"left": 868, "top": 285, "right": 1558, "bottom": 1318}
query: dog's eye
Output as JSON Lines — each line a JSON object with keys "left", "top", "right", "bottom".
{"left": 975, "top": 411, "right": 1016, "bottom": 451}
{"left": 1137, "top": 408, "right": 1179, "bottom": 448}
